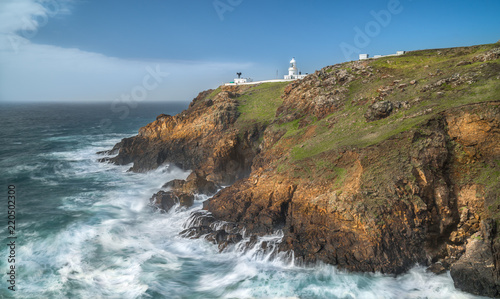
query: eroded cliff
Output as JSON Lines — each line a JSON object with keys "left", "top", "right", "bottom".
{"left": 102, "top": 42, "right": 500, "bottom": 296}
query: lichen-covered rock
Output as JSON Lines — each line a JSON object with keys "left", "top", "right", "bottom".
{"left": 364, "top": 101, "right": 394, "bottom": 122}
{"left": 472, "top": 47, "right": 500, "bottom": 62}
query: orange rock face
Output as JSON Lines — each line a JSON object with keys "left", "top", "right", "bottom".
{"left": 106, "top": 88, "right": 263, "bottom": 185}
{"left": 203, "top": 102, "right": 500, "bottom": 274}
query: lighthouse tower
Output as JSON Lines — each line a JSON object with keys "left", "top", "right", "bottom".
{"left": 284, "top": 57, "right": 306, "bottom": 80}
{"left": 288, "top": 58, "right": 297, "bottom": 77}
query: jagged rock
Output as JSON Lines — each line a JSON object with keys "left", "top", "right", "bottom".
{"left": 276, "top": 66, "right": 352, "bottom": 122}
{"left": 150, "top": 190, "right": 194, "bottom": 212}
{"left": 427, "top": 263, "right": 447, "bottom": 275}
{"left": 456, "top": 61, "right": 471, "bottom": 66}
{"left": 180, "top": 211, "right": 244, "bottom": 251}
{"left": 156, "top": 113, "right": 171, "bottom": 120}
{"left": 153, "top": 171, "right": 219, "bottom": 212}
{"left": 450, "top": 219, "right": 500, "bottom": 297}
{"left": 472, "top": 47, "right": 500, "bottom": 62}
{"left": 364, "top": 101, "right": 394, "bottom": 122}
{"left": 163, "top": 171, "right": 218, "bottom": 196}
{"left": 394, "top": 101, "right": 410, "bottom": 109}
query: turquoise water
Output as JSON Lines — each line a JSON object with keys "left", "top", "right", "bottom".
{"left": 0, "top": 103, "right": 483, "bottom": 298}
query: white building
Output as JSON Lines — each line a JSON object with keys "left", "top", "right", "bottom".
{"left": 359, "top": 51, "right": 406, "bottom": 61}
{"left": 226, "top": 58, "right": 307, "bottom": 86}
{"left": 284, "top": 57, "right": 307, "bottom": 80}
{"left": 234, "top": 78, "right": 253, "bottom": 84}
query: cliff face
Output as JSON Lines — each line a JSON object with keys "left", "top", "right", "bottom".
{"left": 105, "top": 86, "right": 265, "bottom": 185}
{"left": 204, "top": 102, "right": 499, "bottom": 275}
{"left": 102, "top": 43, "right": 500, "bottom": 296}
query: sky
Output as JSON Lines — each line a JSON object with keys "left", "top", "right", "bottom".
{"left": 0, "top": 0, "right": 499, "bottom": 103}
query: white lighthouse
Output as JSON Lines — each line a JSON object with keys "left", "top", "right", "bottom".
{"left": 284, "top": 57, "right": 307, "bottom": 80}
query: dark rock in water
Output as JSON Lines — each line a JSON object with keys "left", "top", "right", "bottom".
{"left": 181, "top": 225, "right": 213, "bottom": 238}
{"left": 152, "top": 171, "right": 218, "bottom": 212}
{"left": 162, "top": 171, "right": 218, "bottom": 196}
{"left": 364, "top": 101, "right": 393, "bottom": 122}
{"left": 96, "top": 146, "right": 120, "bottom": 162}
{"left": 151, "top": 190, "right": 194, "bottom": 212}
{"left": 450, "top": 219, "right": 500, "bottom": 297}
{"left": 180, "top": 211, "right": 243, "bottom": 251}
{"left": 152, "top": 171, "right": 218, "bottom": 213}
{"left": 427, "top": 263, "right": 447, "bottom": 275}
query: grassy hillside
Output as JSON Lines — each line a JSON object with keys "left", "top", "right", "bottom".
{"left": 209, "top": 42, "right": 499, "bottom": 184}
{"left": 286, "top": 43, "right": 499, "bottom": 161}
{"left": 234, "top": 82, "right": 289, "bottom": 130}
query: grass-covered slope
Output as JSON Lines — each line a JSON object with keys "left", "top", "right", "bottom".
{"left": 198, "top": 42, "right": 500, "bottom": 281}
{"left": 209, "top": 43, "right": 498, "bottom": 164}
{"left": 279, "top": 43, "right": 499, "bottom": 161}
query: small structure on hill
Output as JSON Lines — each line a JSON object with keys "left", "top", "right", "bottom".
{"left": 359, "top": 51, "right": 406, "bottom": 60}
{"left": 233, "top": 72, "right": 253, "bottom": 84}
{"left": 359, "top": 54, "right": 369, "bottom": 60}
{"left": 226, "top": 58, "right": 307, "bottom": 85}
{"left": 284, "top": 57, "right": 307, "bottom": 80}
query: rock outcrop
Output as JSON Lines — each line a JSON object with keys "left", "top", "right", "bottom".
{"left": 102, "top": 42, "right": 500, "bottom": 297}
{"left": 451, "top": 219, "right": 500, "bottom": 297}
{"left": 151, "top": 171, "right": 219, "bottom": 212}
{"left": 101, "top": 87, "right": 263, "bottom": 186}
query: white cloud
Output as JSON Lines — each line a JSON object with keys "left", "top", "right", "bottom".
{"left": 0, "top": 0, "right": 251, "bottom": 102}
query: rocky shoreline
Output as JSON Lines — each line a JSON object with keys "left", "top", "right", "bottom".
{"left": 100, "top": 43, "right": 500, "bottom": 297}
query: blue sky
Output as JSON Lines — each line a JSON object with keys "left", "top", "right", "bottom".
{"left": 0, "top": 0, "right": 499, "bottom": 102}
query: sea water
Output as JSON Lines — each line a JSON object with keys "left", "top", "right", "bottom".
{"left": 0, "top": 103, "right": 484, "bottom": 299}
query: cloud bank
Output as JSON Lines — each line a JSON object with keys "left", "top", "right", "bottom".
{"left": 0, "top": 0, "right": 250, "bottom": 102}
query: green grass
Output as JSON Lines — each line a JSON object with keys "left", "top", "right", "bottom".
{"left": 235, "top": 82, "right": 290, "bottom": 129}
{"left": 207, "top": 87, "right": 222, "bottom": 99}
{"left": 214, "top": 43, "right": 499, "bottom": 179}
{"left": 477, "top": 160, "right": 500, "bottom": 188}
{"left": 270, "top": 44, "right": 500, "bottom": 162}
{"left": 478, "top": 160, "right": 500, "bottom": 220}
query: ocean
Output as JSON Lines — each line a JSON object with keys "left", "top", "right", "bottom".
{"left": 0, "top": 102, "right": 483, "bottom": 298}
